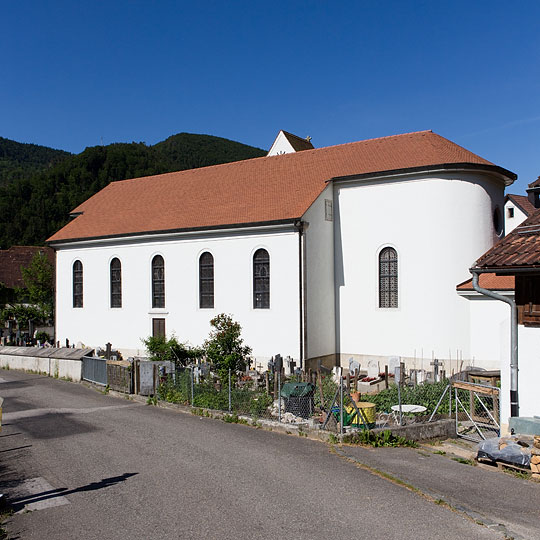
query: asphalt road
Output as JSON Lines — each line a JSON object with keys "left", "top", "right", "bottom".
{"left": 0, "top": 369, "right": 527, "bottom": 540}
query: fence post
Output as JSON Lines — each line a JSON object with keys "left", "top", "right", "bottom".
{"left": 228, "top": 368, "right": 232, "bottom": 413}
{"left": 449, "top": 382, "right": 452, "bottom": 418}
{"left": 190, "top": 366, "right": 194, "bottom": 407}
{"left": 278, "top": 371, "right": 281, "bottom": 423}
{"left": 339, "top": 368, "right": 344, "bottom": 435}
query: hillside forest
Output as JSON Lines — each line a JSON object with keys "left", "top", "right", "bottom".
{"left": 0, "top": 133, "right": 265, "bottom": 249}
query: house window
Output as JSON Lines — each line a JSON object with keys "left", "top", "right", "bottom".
{"left": 379, "top": 247, "right": 398, "bottom": 308}
{"left": 152, "top": 255, "right": 165, "bottom": 308}
{"left": 507, "top": 207, "right": 514, "bottom": 218}
{"left": 152, "top": 318, "right": 165, "bottom": 337}
{"left": 110, "top": 258, "right": 122, "bottom": 308}
{"left": 199, "top": 252, "right": 214, "bottom": 309}
{"left": 253, "top": 248, "right": 270, "bottom": 309}
{"left": 73, "top": 260, "right": 83, "bottom": 308}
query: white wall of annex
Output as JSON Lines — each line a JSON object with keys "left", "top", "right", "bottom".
{"left": 303, "top": 185, "right": 335, "bottom": 359}
{"left": 504, "top": 199, "right": 528, "bottom": 234}
{"left": 55, "top": 230, "right": 301, "bottom": 365}
{"left": 462, "top": 293, "right": 512, "bottom": 370}
{"left": 335, "top": 171, "right": 505, "bottom": 363}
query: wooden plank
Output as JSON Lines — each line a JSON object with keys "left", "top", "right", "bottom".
{"left": 452, "top": 381, "right": 499, "bottom": 396}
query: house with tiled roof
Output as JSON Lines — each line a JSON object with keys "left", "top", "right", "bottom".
{"left": 48, "top": 130, "right": 516, "bottom": 372}
{"left": 471, "top": 205, "right": 540, "bottom": 431}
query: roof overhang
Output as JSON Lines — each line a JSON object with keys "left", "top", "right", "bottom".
{"left": 328, "top": 162, "right": 516, "bottom": 186}
{"left": 48, "top": 218, "right": 301, "bottom": 248}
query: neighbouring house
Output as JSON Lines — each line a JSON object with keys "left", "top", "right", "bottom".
{"left": 0, "top": 245, "right": 55, "bottom": 342}
{"left": 47, "top": 130, "right": 516, "bottom": 372}
{"left": 472, "top": 207, "right": 540, "bottom": 431}
{"left": 0, "top": 246, "right": 55, "bottom": 304}
{"left": 504, "top": 178, "right": 538, "bottom": 234}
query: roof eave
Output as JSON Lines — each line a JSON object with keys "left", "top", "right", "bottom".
{"left": 47, "top": 218, "right": 301, "bottom": 247}
{"left": 328, "top": 162, "right": 516, "bottom": 186}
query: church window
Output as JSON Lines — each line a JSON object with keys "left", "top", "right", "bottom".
{"left": 253, "top": 248, "right": 270, "bottom": 309}
{"left": 73, "top": 260, "right": 83, "bottom": 308}
{"left": 379, "top": 247, "right": 398, "bottom": 308}
{"left": 199, "top": 252, "right": 214, "bottom": 309}
{"left": 110, "top": 258, "right": 122, "bottom": 308}
{"left": 152, "top": 255, "right": 165, "bottom": 308}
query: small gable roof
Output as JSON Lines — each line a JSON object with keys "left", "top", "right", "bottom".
{"left": 505, "top": 194, "right": 535, "bottom": 217}
{"left": 48, "top": 130, "right": 515, "bottom": 244}
{"left": 457, "top": 273, "right": 514, "bottom": 291}
{"left": 281, "top": 131, "right": 314, "bottom": 152}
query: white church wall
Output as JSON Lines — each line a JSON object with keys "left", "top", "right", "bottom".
{"left": 302, "top": 184, "right": 336, "bottom": 360}
{"left": 504, "top": 199, "right": 528, "bottom": 234}
{"left": 55, "top": 228, "right": 301, "bottom": 367}
{"left": 334, "top": 171, "right": 505, "bottom": 367}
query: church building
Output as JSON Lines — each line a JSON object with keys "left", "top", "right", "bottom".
{"left": 48, "top": 130, "right": 516, "bottom": 371}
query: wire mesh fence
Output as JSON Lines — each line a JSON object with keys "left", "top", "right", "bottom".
{"left": 154, "top": 365, "right": 463, "bottom": 433}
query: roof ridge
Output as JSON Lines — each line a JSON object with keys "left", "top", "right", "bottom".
{"left": 281, "top": 130, "right": 311, "bottom": 142}
{"left": 108, "top": 130, "right": 437, "bottom": 186}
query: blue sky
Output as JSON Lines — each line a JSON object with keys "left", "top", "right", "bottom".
{"left": 2, "top": 1, "right": 539, "bottom": 194}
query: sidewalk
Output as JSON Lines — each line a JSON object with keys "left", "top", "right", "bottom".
{"left": 336, "top": 442, "right": 540, "bottom": 540}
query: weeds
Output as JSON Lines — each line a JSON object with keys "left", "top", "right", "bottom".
{"left": 146, "top": 396, "right": 157, "bottom": 406}
{"left": 433, "top": 450, "right": 446, "bottom": 455}
{"left": 342, "top": 430, "right": 418, "bottom": 448}
{"left": 451, "top": 457, "right": 474, "bottom": 466}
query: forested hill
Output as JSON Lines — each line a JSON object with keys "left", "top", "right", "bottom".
{"left": 0, "top": 133, "right": 265, "bottom": 249}
{"left": 0, "top": 137, "right": 71, "bottom": 186}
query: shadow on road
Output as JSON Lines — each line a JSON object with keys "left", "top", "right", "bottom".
{"left": 9, "top": 472, "right": 139, "bottom": 512}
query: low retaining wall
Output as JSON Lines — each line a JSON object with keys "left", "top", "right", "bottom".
{"left": 0, "top": 346, "right": 94, "bottom": 382}
{"left": 371, "top": 418, "right": 457, "bottom": 441}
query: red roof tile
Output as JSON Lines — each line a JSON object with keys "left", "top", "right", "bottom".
{"left": 0, "top": 246, "right": 55, "bottom": 289}
{"left": 48, "top": 130, "right": 515, "bottom": 243}
{"left": 506, "top": 194, "right": 535, "bottom": 217}
{"left": 456, "top": 273, "right": 514, "bottom": 291}
{"left": 474, "top": 209, "right": 540, "bottom": 270}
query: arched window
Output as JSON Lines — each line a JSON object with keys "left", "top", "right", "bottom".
{"left": 379, "top": 247, "right": 398, "bottom": 308}
{"left": 253, "top": 248, "right": 270, "bottom": 309}
{"left": 110, "top": 258, "right": 122, "bottom": 308}
{"left": 73, "top": 260, "right": 83, "bottom": 308}
{"left": 152, "top": 255, "right": 165, "bottom": 308}
{"left": 199, "top": 252, "right": 214, "bottom": 309}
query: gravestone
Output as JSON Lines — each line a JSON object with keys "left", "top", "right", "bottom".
{"left": 367, "top": 358, "right": 379, "bottom": 378}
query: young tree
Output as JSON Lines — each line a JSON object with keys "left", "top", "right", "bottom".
{"left": 204, "top": 314, "right": 252, "bottom": 379}
{"left": 21, "top": 251, "right": 54, "bottom": 309}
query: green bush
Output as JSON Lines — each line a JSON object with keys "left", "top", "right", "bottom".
{"left": 204, "top": 314, "right": 252, "bottom": 379}
{"left": 142, "top": 334, "right": 203, "bottom": 365}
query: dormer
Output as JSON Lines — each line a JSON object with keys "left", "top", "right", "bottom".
{"left": 267, "top": 130, "right": 314, "bottom": 156}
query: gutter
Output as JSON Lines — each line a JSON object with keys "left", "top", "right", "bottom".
{"left": 470, "top": 270, "right": 519, "bottom": 417}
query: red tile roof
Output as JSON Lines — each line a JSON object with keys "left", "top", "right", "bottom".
{"left": 506, "top": 194, "right": 535, "bottom": 217}
{"left": 0, "top": 246, "right": 55, "bottom": 289}
{"left": 456, "top": 273, "right": 515, "bottom": 291}
{"left": 48, "top": 130, "right": 515, "bottom": 244}
{"left": 528, "top": 176, "right": 540, "bottom": 189}
{"left": 474, "top": 209, "right": 540, "bottom": 270}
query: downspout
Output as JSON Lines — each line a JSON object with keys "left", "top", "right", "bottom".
{"left": 295, "top": 220, "right": 307, "bottom": 370}
{"left": 471, "top": 269, "right": 519, "bottom": 417}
